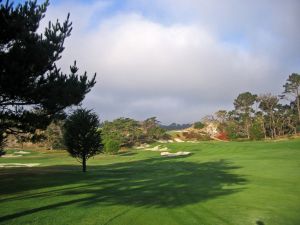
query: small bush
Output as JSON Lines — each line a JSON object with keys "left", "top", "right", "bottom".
{"left": 104, "top": 139, "right": 120, "bottom": 154}
{"left": 249, "top": 122, "right": 264, "bottom": 140}
{"left": 194, "top": 122, "right": 205, "bottom": 129}
{"left": 225, "top": 122, "right": 239, "bottom": 140}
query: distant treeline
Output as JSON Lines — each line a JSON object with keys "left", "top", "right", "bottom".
{"left": 160, "top": 123, "right": 192, "bottom": 131}
{"left": 205, "top": 73, "right": 300, "bottom": 140}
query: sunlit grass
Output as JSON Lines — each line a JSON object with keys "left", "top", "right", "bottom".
{"left": 0, "top": 139, "right": 299, "bottom": 225}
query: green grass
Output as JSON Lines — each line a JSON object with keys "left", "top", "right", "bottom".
{"left": 0, "top": 139, "right": 300, "bottom": 225}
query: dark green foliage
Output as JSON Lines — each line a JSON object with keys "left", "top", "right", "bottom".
{"left": 257, "top": 94, "right": 279, "bottom": 139}
{"left": 0, "top": 1, "right": 96, "bottom": 139}
{"left": 142, "top": 117, "right": 168, "bottom": 142}
{"left": 63, "top": 109, "right": 103, "bottom": 172}
{"left": 283, "top": 73, "right": 300, "bottom": 122}
{"left": 160, "top": 123, "right": 192, "bottom": 130}
{"left": 249, "top": 121, "right": 264, "bottom": 140}
{"left": 0, "top": 128, "right": 5, "bottom": 156}
{"left": 101, "top": 117, "right": 168, "bottom": 147}
{"left": 225, "top": 121, "right": 239, "bottom": 140}
{"left": 194, "top": 121, "right": 205, "bottom": 129}
{"left": 234, "top": 92, "right": 257, "bottom": 139}
{"left": 104, "top": 139, "right": 120, "bottom": 154}
{"left": 234, "top": 92, "right": 257, "bottom": 112}
{"left": 101, "top": 118, "right": 142, "bottom": 147}
{"left": 217, "top": 73, "right": 299, "bottom": 140}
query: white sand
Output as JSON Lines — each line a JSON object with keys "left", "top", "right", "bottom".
{"left": 136, "top": 144, "right": 150, "bottom": 149}
{"left": 0, "top": 163, "right": 40, "bottom": 168}
{"left": 174, "top": 138, "right": 185, "bottom": 143}
{"left": 158, "top": 140, "right": 168, "bottom": 143}
{"left": 1, "top": 154, "right": 22, "bottom": 158}
{"left": 145, "top": 145, "right": 169, "bottom": 151}
{"left": 15, "top": 151, "right": 30, "bottom": 154}
{"left": 160, "top": 151, "right": 191, "bottom": 157}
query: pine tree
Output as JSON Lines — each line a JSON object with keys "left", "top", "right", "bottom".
{"left": 0, "top": 0, "right": 96, "bottom": 153}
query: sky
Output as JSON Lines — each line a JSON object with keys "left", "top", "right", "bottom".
{"left": 17, "top": 0, "right": 300, "bottom": 124}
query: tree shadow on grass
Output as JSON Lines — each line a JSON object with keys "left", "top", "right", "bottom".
{"left": 117, "top": 151, "right": 137, "bottom": 156}
{"left": 0, "top": 157, "right": 247, "bottom": 222}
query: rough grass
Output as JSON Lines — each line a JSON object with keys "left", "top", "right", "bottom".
{"left": 0, "top": 139, "right": 300, "bottom": 225}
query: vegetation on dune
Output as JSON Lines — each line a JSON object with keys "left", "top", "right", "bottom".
{"left": 160, "top": 123, "right": 192, "bottom": 131}
{"left": 101, "top": 117, "right": 168, "bottom": 150}
{"left": 193, "top": 121, "right": 205, "bottom": 129}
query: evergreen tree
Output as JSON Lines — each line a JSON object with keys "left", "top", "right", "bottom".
{"left": 283, "top": 73, "right": 300, "bottom": 122}
{"left": 63, "top": 109, "right": 103, "bottom": 172}
{"left": 0, "top": 0, "right": 96, "bottom": 153}
{"left": 257, "top": 94, "right": 279, "bottom": 139}
{"left": 234, "top": 92, "right": 257, "bottom": 139}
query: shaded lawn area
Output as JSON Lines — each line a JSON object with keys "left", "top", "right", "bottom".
{"left": 0, "top": 139, "right": 300, "bottom": 225}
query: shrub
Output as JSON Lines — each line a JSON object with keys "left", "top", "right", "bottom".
{"left": 194, "top": 121, "right": 205, "bottom": 129}
{"left": 249, "top": 122, "right": 264, "bottom": 140}
{"left": 225, "top": 122, "right": 239, "bottom": 140}
{"left": 104, "top": 139, "right": 120, "bottom": 154}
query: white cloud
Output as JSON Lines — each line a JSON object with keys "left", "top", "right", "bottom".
{"left": 41, "top": 1, "right": 299, "bottom": 123}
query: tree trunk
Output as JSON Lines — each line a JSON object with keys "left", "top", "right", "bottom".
{"left": 270, "top": 110, "right": 277, "bottom": 139}
{"left": 269, "top": 115, "right": 273, "bottom": 139}
{"left": 262, "top": 122, "right": 267, "bottom": 139}
{"left": 246, "top": 118, "right": 250, "bottom": 139}
{"left": 287, "top": 118, "right": 297, "bottom": 135}
{"left": 296, "top": 89, "right": 300, "bottom": 122}
{"left": 82, "top": 157, "right": 87, "bottom": 172}
{"left": 297, "top": 97, "right": 300, "bottom": 122}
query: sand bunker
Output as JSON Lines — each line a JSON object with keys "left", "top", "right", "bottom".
{"left": 0, "top": 163, "right": 40, "bottom": 168}
{"left": 15, "top": 151, "right": 30, "bottom": 154}
{"left": 161, "top": 151, "right": 191, "bottom": 157}
{"left": 1, "top": 154, "right": 22, "bottom": 158}
{"left": 145, "top": 145, "right": 169, "bottom": 151}
{"left": 136, "top": 144, "right": 150, "bottom": 149}
{"left": 174, "top": 138, "right": 185, "bottom": 143}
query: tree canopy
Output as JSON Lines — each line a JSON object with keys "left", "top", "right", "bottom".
{"left": 283, "top": 73, "right": 300, "bottom": 122}
{"left": 63, "top": 108, "right": 103, "bottom": 172}
{"left": 0, "top": 0, "right": 96, "bottom": 153}
{"left": 234, "top": 92, "right": 257, "bottom": 139}
{"left": 101, "top": 117, "right": 167, "bottom": 148}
